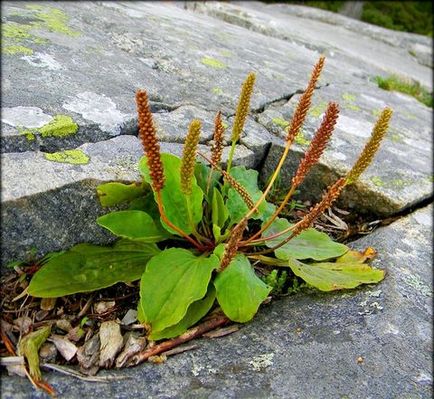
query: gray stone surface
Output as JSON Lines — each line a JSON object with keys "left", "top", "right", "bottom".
{"left": 2, "top": 205, "right": 432, "bottom": 398}
{"left": 189, "top": 1, "right": 433, "bottom": 75}
{"left": 258, "top": 81, "right": 433, "bottom": 216}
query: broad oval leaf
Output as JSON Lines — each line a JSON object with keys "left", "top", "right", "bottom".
{"left": 28, "top": 240, "right": 160, "bottom": 298}
{"left": 96, "top": 182, "right": 147, "bottom": 207}
{"left": 97, "top": 210, "right": 170, "bottom": 243}
{"left": 149, "top": 285, "right": 216, "bottom": 341}
{"left": 225, "top": 166, "right": 275, "bottom": 224}
{"left": 287, "top": 257, "right": 385, "bottom": 291}
{"left": 139, "top": 248, "right": 219, "bottom": 333}
{"left": 264, "top": 218, "right": 348, "bottom": 261}
{"left": 214, "top": 254, "right": 271, "bottom": 322}
{"left": 139, "top": 153, "right": 204, "bottom": 235}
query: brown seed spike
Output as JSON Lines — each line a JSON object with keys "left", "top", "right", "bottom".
{"left": 136, "top": 90, "right": 165, "bottom": 192}
{"left": 181, "top": 119, "right": 202, "bottom": 195}
{"left": 286, "top": 56, "right": 325, "bottom": 143}
{"left": 292, "top": 102, "right": 339, "bottom": 188}
{"left": 211, "top": 111, "right": 225, "bottom": 167}
{"left": 219, "top": 219, "right": 247, "bottom": 272}
{"left": 346, "top": 108, "right": 393, "bottom": 184}
{"left": 291, "top": 177, "right": 347, "bottom": 238}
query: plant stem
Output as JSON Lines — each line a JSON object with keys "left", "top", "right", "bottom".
{"left": 247, "top": 255, "right": 288, "bottom": 267}
{"left": 156, "top": 191, "right": 205, "bottom": 251}
{"left": 226, "top": 140, "right": 237, "bottom": 173}
{"left": 126, "top": 314, "right": 230, "bottom": 367}
{"left": 242, "top": 185, "right": 296, "bottom": 245}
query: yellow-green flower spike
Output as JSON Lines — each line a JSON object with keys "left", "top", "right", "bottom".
{"left": 181, "top": 119, "right": 202, "bottom": 195}
{"left": 347, "top": 108, "right": 393, "bottom": 184}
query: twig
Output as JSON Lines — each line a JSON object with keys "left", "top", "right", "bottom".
{"left": 41, "top": 363, "right": 129, "bottom": 382}
{"left": 162, "top": 344, "right": 199, "bottom": 357}
{"left": 126, "top": 314, "right": 230, "bottom": 367}
{"left": 0, "top": 356, "right": 25, "bottom": 366}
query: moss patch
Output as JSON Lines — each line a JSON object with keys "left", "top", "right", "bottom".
{"left": 374, "top": 75, "right": 432, "bottom": 108}
{"left": 294, "top": 131, "right": 311, "bottom": 146}
{"left": 201, "top": 56, "right": 226, "bottom": 69}
{"left": 212, "top": 87, "right": 224, "bottom": 95}
{"left": 17, "top": 127, "right": 37, "bottom": 141}
{"left": 39, "top": 115, "right": 78, "bottom": 138}
{"left": 370, "top": 176, "right": 384, "bottom": 187}
{"left": 44, "top": 149, "right": 89, "bottom": 165}
{"left": 2, "top": 5, "right": 79, "bottom": 56}
{"left": 342, "top": 92, "right": 361, "bottom": 112}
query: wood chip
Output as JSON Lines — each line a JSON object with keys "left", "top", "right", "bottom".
{"left": 0, "top": 356, "right": 25, "bottom": 366}
{"left": 115, "top": 333, "right": 147, "bottom": 368}
{"left": 49, "top": 335, "right": 77, "bottom": 361}
{"left": 95, "top": 301, "right": 116, "bottom": 314}
{"left": 35, "top": 310, "right": 49, "bottom": 322}
{"left": 66, "top": 326, "right": 85, "bottom": 342}
{"left": 76, "top": 334, "right": 100, "bottom": 375}
{"left": 99, "top": 321, "right": 124, "bottom": 368}
{"left": 148, "top": 355, "right": 167, "bottom": 364}
{"left": 121, "top": 309, "right": 138, "bottom": 326}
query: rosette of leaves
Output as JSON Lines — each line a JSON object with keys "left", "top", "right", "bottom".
{"left": 28, "top": 57, "right": 392, "bottom": 341}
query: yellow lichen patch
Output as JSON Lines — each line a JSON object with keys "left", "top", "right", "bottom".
{"left": 39, "top": 115, "right": 78, "bottom": 138}
{"left": 294, "top": 130, "right": 311, "bottom": 146}
{"left": 44, "top": 149, "right": 90, "bottom": 165}
{"left": 201, "top": 56, "right": 226, "bottom": 69}
{"left": 3, "top": 45, "right": 33, "bottom": 55}
{"left": 309, "top": 101, "right": 328, "bottom": 118}
{"left": 272, "top": 117, "right": 288, "bottom": 129}
{"left": 342, "top": 93, "right": 361, "bottom": 112}
{"left": 17, "top": 127, "right": 37, "bottom": 141}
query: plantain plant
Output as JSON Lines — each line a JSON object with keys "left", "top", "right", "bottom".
{"left": 28, "top": 57, "right": 392, "bottom": 341}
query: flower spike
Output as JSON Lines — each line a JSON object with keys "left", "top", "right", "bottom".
{"left": 136, "top": 90, "right": 165, "bottom": 192}
{"left": 346, "top": 108, "right": 393, "bottom": 184}
{"left": 211, "top": 111, "right": 225, "bottom": 168}
{"left": 181, "top": 119, "right": 202, "bottom": 195}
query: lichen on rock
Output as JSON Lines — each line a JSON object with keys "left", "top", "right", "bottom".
{"left": 44, "top": 149, "right": 89, "bottom": 165}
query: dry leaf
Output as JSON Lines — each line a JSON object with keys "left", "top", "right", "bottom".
{"left": 13, "top": 316, "right": 32, "bottom": 335}
{"left": 99, "top": 321, "right": 124, "bottom": 368}
{"left": 121, "top": 309, "right": 138, "bottom": 326}
{"left": 49, "top": 335, "right": 77, "bottom": 361}
{"left": 56, "top": 319, "right": 73, "bottom": 332}
{"left": 39, "top": 343, "right": 57, "bottom": 363}
{"left": 40, "top": 298, "right": 57, "bottom": 311}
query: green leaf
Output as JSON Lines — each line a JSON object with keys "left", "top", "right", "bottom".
{"left": 214, "top": 254, "right": 271, "bottom": 322}
{"left": 139, "top": 153, "right": 204, "bottom": 235}
{"left": 264, "top": 218, "right": 349, "bottom": 261}
{"left": 225, "top": 166, "right": 276, "bottom": 224}
{"left": 28, "top": 240, "right": 160, "bottom": 298}
{"left": 149, "top": 285, "right": 216, "bottom": 340}
{"left": 138, "top": 248, "right": 219, "bottom": 333}
{"left": 96, "top": 182, "right": 147, "bottom": 207}
{"left": 212, "top": 189, "right": 229, "bottom": 228}
{"left": 97, "top": 210, "right": 170, "bottom": 242}
{"left": 194, "top": 162, "right": 221, "bottom": 203}
{"left": 212, "top": 224, "right": 221, "bottom": 241}
{"left": 286, "top": 257, "right": 385, "bottom": 291}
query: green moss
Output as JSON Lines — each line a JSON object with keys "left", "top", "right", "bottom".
{"left": 271, "top": 117, "right": 288, "bottom": 128}
{"left": 3, "top": 45, "right": 33, "bottom": 55}
{"left": 389, "top": 133, "right": 404, "bottom": 143}
{"left": 18, "top": 127, "right": 37, "bottom": 141}
{"left": 44, "top": 149, "right": 89, "bottom": 165}
{"left": 26, "top": 4, "right": 80, "bottom": 37}
{"left": 371, "top": 176, "right": 384, "bottom": 187}
{"left": 212, "top": 87, "right": 224, "bottom": 95}
{"left": 201, "top": 56, "right": 226, "bottom": 69}
{"left": 2, "top": 5, "right": 79, "bottom": 55}
{"left": 374, "top": 75, "right": 432, "bottom": 108}
{"left": 309, "top": 101, "right": 328, "bottom": 118}
{"left": 39, "top": 115, "right": 78, "bottom": 138}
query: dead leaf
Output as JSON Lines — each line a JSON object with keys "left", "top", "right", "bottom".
{"left": 115, "top": 332, "right": 147, "bottom": 368}
{"left": 203, "top": 325, "right": 240, "bottom": 338}
{"left": 56, "top": 319, "right": 73, "bottom": 332}
{"left": 49, "top": 335, "right": 77, "bottom": 361}
{"left": 35, "top": 310, "right": 49, "bottom": 322}
{"left": 66, "top": 326, "right": 85, "bottom": 342}
{"left": 76, "top": 334, "right": 100, "bottom": 375}
{"left": 99, "top": 321, "right": 124, "bottom": 368}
